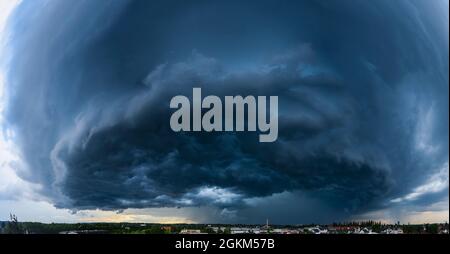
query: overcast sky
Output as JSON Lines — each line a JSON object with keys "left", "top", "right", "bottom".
{"left": 0, "top": 0, "right": 448, "bottom": 224}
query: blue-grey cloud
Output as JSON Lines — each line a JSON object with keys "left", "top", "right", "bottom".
{"left": 3, "top": 0, "right": 448, "bottom": 222}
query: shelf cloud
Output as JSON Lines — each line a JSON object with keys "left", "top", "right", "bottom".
{"left": 2, "top": 0, "right": 448, "bottom": 222}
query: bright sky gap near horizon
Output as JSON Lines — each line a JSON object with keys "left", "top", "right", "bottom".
{"left": 0, "top": 0, "right": 448, "bottom": 224}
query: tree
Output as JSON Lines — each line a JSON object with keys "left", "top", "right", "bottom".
{"left": 372, "top": 222, "right": 382, "bottom": 233}
{"left": 426, "top": 224, "right": 438, "bottom": 234}
{"left": 143, "top": 225, "right": 165, "bottom": 234}
{"left": 223, "top": 227, "right": 231, "bottom": 234}
{"left": 203, "top": 227, "right": 216, "bottom": 234}
{"left": 3, "top": 214, "right": 24, "bottom": 234}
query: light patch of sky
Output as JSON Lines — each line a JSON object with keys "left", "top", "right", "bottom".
{"left": 0, "top": 0, "right": 31, "bottom": 201}
{"left": 354, "top": 199, "right": 449, "bottom": 224}
{"left": 390, "top": 162, "right": 449, "bottom": 203}
{"left": 0, "top": 199, "right": 195, "bottom": 224}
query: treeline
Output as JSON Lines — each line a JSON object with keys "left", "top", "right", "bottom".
{"left": 330, "top": 220, "right": 448, "bottom": 234}
{"left": 1, "top": 214, "right": 25, "bottom": 234}
{"left": 1, "top": 220, "right": 218, "bottom": 234}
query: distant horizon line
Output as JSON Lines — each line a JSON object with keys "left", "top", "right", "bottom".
{"left": 2, "top": 221, "right": 448, "bottom": 226}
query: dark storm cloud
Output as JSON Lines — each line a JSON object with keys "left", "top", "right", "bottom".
{"left": 3, "top": 0, "right": 448, "bottom": 221}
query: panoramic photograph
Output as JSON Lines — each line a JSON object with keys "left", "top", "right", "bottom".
{"left": 0, "top": 0, "right": 448, "bottom": 250}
